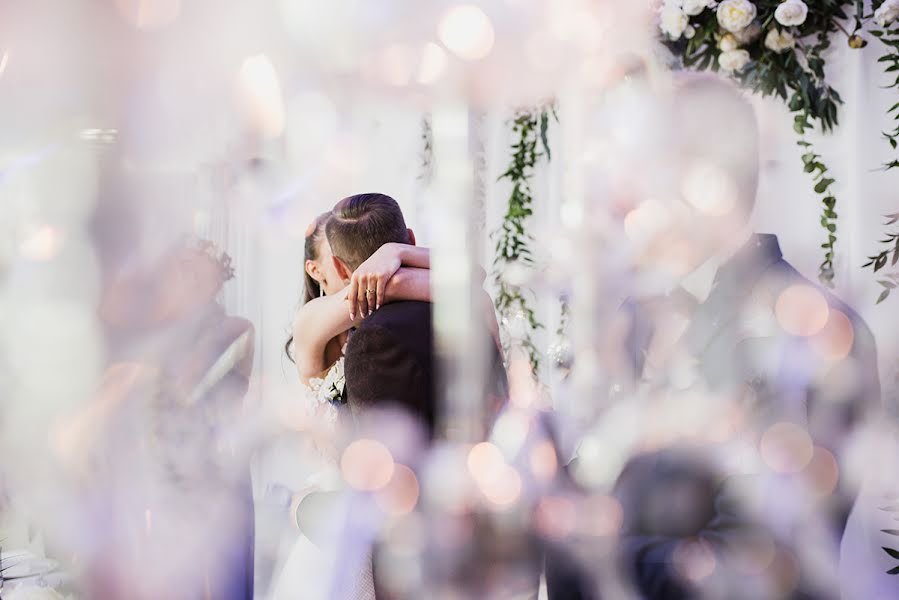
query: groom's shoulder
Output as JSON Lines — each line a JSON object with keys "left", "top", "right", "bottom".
{"left": 357, "top": 301, "right": 431, "bottom": 333}
{"left": 348, "top": 302, "right": 432, "bottom": 364}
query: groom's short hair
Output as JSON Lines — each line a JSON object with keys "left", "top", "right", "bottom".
{"left": 327, "top": 193, "right": 411, "bottom": 270}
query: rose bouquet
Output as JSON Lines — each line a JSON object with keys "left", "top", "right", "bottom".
{"left": 659, "top": 0, "right": 854, "bottom": 131}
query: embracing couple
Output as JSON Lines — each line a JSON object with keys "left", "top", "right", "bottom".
{"left": 274, "top": 193, "right": 504, "bottom": 599}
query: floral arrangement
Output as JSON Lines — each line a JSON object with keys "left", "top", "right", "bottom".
{"left": 659, "top": 0, "right": 899, "bottom": 298}
{"left": 321, "top": 357, "right": 346, "bottom": 404}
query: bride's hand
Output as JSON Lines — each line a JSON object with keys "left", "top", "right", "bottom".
{"left": 347, "top": 243, "right": 402, "bottom": 319}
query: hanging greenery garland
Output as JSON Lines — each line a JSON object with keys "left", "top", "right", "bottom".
{"left": 493, "top": 106, "right": 556, "bottom": 376}
{"left": 547, "top": 297, "right": 573, "bottom": 373}
{"left": 658, "top": 0, "right": 899, "bottom": 297}
{"left": 863, "top": 212, "right": 899, "bottom": 303}
{"left": 418, "top": 113, "right": 434, "bottom": 186}
{"left": 864, "top": 7, "right": 899, "bottom": 302}
{"left": 872, "top": 1, "right": 899, "bottom": 170}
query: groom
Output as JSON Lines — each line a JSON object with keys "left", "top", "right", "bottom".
{"left": 548, "top": 74, "right": 885, "bottom": 600}
{"left": 326, "top": 192, "right": 506, "bottom": 439}
{"left": 326, "top": 192, "right": 437, "bottom": 436}
{"left": 323, "top": 193, "right": 508, "bottom": 597}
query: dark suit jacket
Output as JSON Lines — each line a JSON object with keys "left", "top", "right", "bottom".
{"left": 343, "top": 301, "right": 437, "bottom": 437}
{"left": 628, "top": 234, "right": 882, "bottom": 439}
{"left": 341, "top": 301, "right": 508, "bottom": 598}
{"left": 548, "top": 235, "right": 883, "bottom": 600}
{"left": 343, "top": 300, "right": 508, "bottom": 440}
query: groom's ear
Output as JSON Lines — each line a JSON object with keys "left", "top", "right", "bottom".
{"left": 332, "top": 255, "right": 353, "bottom": 282}
{"left": 407, "top": 228, "right": 416, "bottom": 246}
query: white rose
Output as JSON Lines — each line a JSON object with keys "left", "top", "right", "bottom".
{"left": 660, "top": 5, "right": 690, "bottom": 40}
{"left": 774, "top": 0, "right": 808, "bottom": 27}
{"left": 764, "top": 28, "right": 795, "bottom": 52}
{"left": 684, "top": 25, "right": 697, "bottom": 39}
{"left": 321, "top": 358, "right": 345, "bottom": 402}
{"left": 718, "top": 33, "right": 739, "bottom": 52}
{"left": 719, "top": 48, "right": 751, "bottom": 72}
{"left": 683, "top": 0, "right": 716, "bottom": 17}
{"left": 717, "top": 0, "right": 757, "bottom": 33}
{"left": 875, "top": 0, "right": 899, "bottom": 27}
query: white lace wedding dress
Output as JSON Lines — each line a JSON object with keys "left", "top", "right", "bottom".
{"left": 269, "top": 357, "right": 375, "bottom": 600}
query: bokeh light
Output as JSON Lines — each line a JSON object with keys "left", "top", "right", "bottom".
{"left": 375, "top": 464, "right": 420, "bottom": 516}
{"left": 341, "top": 438, "right": 396, "bottom": 491}
{"left": 581, "top": 494, "right": 624, "bottom": 537}
{"left": 19, "top": 225, "right": 63, "bottom": 261}
{"left": 802, "top": 446, "right": 840, "bottom": 497}
{"left": 681, "top": 161, "right": 738, "bottom": 216}
{"left": 760, "top": 422, "right": 814, "bottom": 474}
{"left": 529, "top": 440, "right": 558, "bottom": 482}
{"left": 490, "top": 410, "right": 530, "bottom": 456}
{"left": 775, "top": 285, "right": 830, "bottom": 337}
{"left": 672, "top": 537, "right": 716, "bottom": 582}
{"left": 809, "top": 309, "right": 855, "bottom": 361}
{"left": 438, "top": 5, "right": 496, "bottom": 61}
{"left": 623, "top": 198, "right": 672, "bottom": 245}
{"left": 417, "top": 42, "right": 448, "bottom": 85}
{"left": 479, "top": 465, "right": 522, "bottom": 507}
{"left": 535, "top": 495, "right": 576, "bottom": 539}
{"left": 468, "top": 441, "right": 506, "bottom": 484}
{"left": 238, "top": 54, "right": 285, "bottom": 139}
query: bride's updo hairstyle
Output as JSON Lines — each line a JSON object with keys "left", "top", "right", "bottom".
{"left": 285, "top": 211, "right": 331, "bottom": 363}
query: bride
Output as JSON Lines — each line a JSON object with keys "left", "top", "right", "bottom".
{"left": 269, "top": 211, "right": 435, "bottom": 599}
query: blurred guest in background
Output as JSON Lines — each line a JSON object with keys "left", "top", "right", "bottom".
{"left": 549, "top": 74, "right": 883, "bottom": 599}
{"left": 60, "top": 237, "right": 256, "bottom": 599}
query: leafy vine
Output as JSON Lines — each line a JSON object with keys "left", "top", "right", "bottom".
{"left": 418, "top": 113, "right": 434, "bottom": 186}
{"left": 880, "top": 496, "right": 899, "bottom": 574}
{"left": 493, "top": 106, "right": 556, "bottom": 375}
{"left": 798, "top": 140, "right": 838, "bottom": 285}
{"left": 865, "top": 7, "right": 899, "bottom": 305}
{"left": 871, "top": 2, "right": 899, "bottom": 170}
{"left": 863, "top": 212, "right": 899, "bottom": 303}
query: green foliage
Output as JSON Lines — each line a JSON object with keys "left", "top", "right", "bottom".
{"left": 418, "top": 114, "right": 434, "bottom": 185}
{"left": 880, "top": 498, "right": 899, "bottom": 574}
{"left": 862, "top": 213, "right": 899, "bottom": 304}
{"left": 798, "top": 140, "right": 839, "bottom": 286}
{"left": 493, "top": 107, "right": 556, "bottom": 375}
{"left": 871, "top": 22, "right": 899, "bottom": 169}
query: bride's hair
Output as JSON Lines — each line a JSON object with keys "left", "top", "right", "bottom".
{"left": 285, "top": 211, "right": 332, "bottom": 363}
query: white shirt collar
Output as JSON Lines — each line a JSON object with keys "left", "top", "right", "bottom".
{"left": 679, "top": 228, "right": 752, "bottom": 303}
